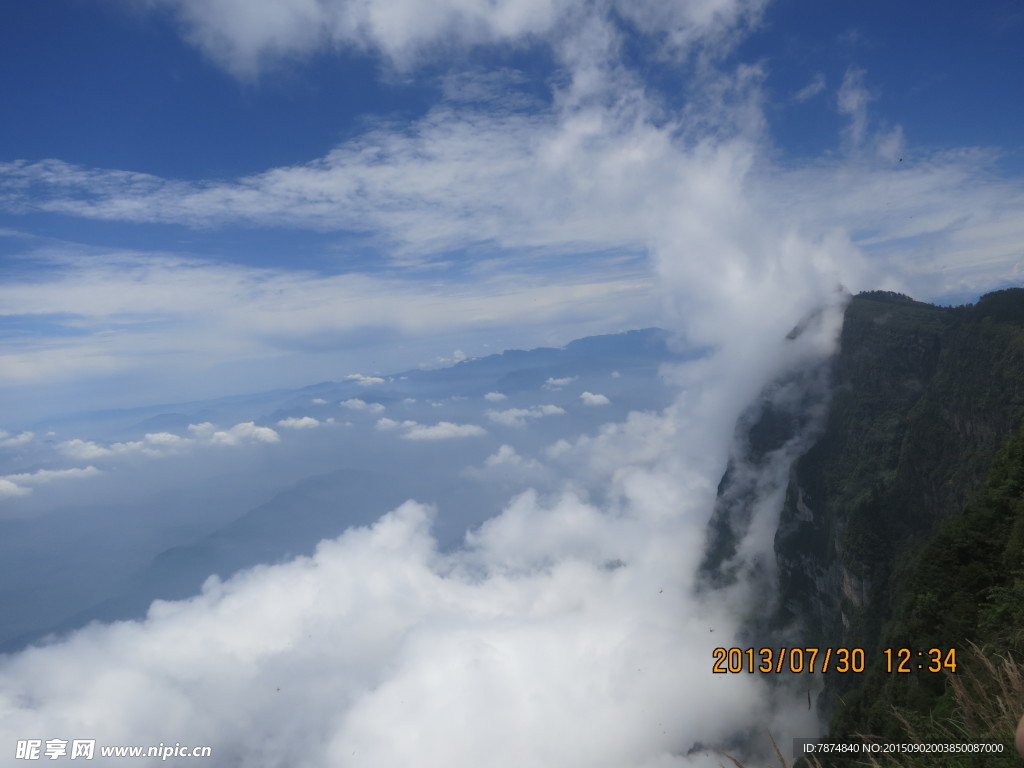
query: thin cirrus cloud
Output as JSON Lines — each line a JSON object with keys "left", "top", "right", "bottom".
{"left": 2, "top": 30, "right": 1023, "bottom": 417}
{"left": 0, "top": 245, "right": 654, "bottom": 413}
{"left": 143, "top": 0, "right": 764, "bottom": 76}
{"left": 794, "top": 73, "right": 826, "bottom": 102}
{"left": 0, "top": 69, "right": 1019, "bottom": 295}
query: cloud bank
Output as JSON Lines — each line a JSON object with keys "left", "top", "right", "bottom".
{"left": 0, "top": 390, "right": 819, "bottom": 765}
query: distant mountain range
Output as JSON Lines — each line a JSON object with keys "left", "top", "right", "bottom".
{"left": 2, "top": 327, "right": 685, "bottom": 653}
{"left": 27, "top": 328, "right": 679, "bottom": 440}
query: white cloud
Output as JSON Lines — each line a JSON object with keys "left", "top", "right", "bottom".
{"left": 7, "top": 50, "right": 1021, "bottom": 412}
{"left": 580, "top": 391, "right": 611, "bottom": 406}
{"left": 58, "top": 437, "right": 147, "bottom": 460}
{"left": 376, "top": 417, "right": 485, "bottom": 440}
{"left": 404, "top": 421, "right": 487, "bottom": 440}
{"left": 276, "top": 416, "right": 320, "bottom": 429}
{"left": 0, "top": 466, "right": 101, "bottom": 500}
{"left": 465, "top": 445, "right": 552, "bottom": 489}
{"left": 484, "top": 444, "right": 527, "bottom": 467}
{"left": 433, "top": 349, "right": 470, "bottom": 366}
{"left": 0, "top": 247, "right": 655, "bottom": 402}
{"left": 142, "top": 0, "right": 761, "bottom": 77}
{"left": 543, "top": 376, "right": 577, "bottom": 390}
{"left": 340, "top": 398, "right": 385, "bottom": 413}
{"left": 209, "top": 422, "right": 280, "bottom": 446}
{"left": 375, "top": 417, "right": 410, "bottom": 430}
{"left": 482, "top": 445, "right": 547, "bottom": 476}
{"left": 794, "top": 73, "right": 825, "bottom": 102}
{"left": 142, "top": 432, "right": 191, "bottom": 448}
{"left": 543, "top": 409, "right": 681, "bottom": 486}
{"left": 0, "top": 430, "right": 34, "bottom": 448}
{"left": 146, "top": 0, "right": 570, "bottom": 76}
{"left": 56, "top": 422, "right": 280, "bottom": 459}
{"left": 4, "top": 466, "right": 101, "bottom": 484}
{"left": 346, "top": 374, "right": 387, "bottom": 386}
{"left": 311, "top": 397, "right": 328, "bottom": 405}
{"left": 187, "top": 422, "right": 215, "bottom": 437}
{"left": 0, "top": 478, "right": 31, "bottom": 499}
{"left": 1, "top": 131, "right": 1016, "bottom": 403}
{"left": 546, "top": 438, "right": 573, "bottom": 459}
{"left": 484, "top": 392, "right": 507, "bottom": 402}
{"left": 837, "top": 68, "right": 871, "bottom": 150}
{"left": 0, "top": 467, "right": 815, "bottom": 766}
{"left": 610, "top": 371, "right": 620, "bottom": 378}
{"left": 836, "top": 67, "right": 903, "bottom": 159}
{"left": 487, "top": 405, "right": 566, "bottom": 427}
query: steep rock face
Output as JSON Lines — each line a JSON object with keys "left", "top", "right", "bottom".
{"left": 777, "top": 293, "right": 951, "bottom": 653}
{"left": 705, "top": 288, "right": 1024, "bottom": 720}
{"left": 778, "top": 291, "right": 1024, "bottom": 657}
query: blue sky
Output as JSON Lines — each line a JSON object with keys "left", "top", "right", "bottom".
{"left": 1, "top": 0, "right": 1023, "bottom": 422}
{"left": 3, "top": 0, "right": 1022, "bottom": 173}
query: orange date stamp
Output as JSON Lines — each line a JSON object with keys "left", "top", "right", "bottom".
{"left": 712, "top": 647, "right": 958, "bottom": 674}
{"left": 712, "top": 647, "right": 866, "bottom": 673}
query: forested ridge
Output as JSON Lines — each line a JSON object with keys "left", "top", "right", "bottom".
{"left": 708, "top": 288, "right": 1024, "bottom": 765}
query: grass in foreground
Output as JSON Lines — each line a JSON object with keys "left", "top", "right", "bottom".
{"left": 720, "top": 643, "right": 1021, "bottom": 768}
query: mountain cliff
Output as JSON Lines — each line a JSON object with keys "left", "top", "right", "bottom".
{"left": 704, "top": 287, "right": 1024, "bottom": 759}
